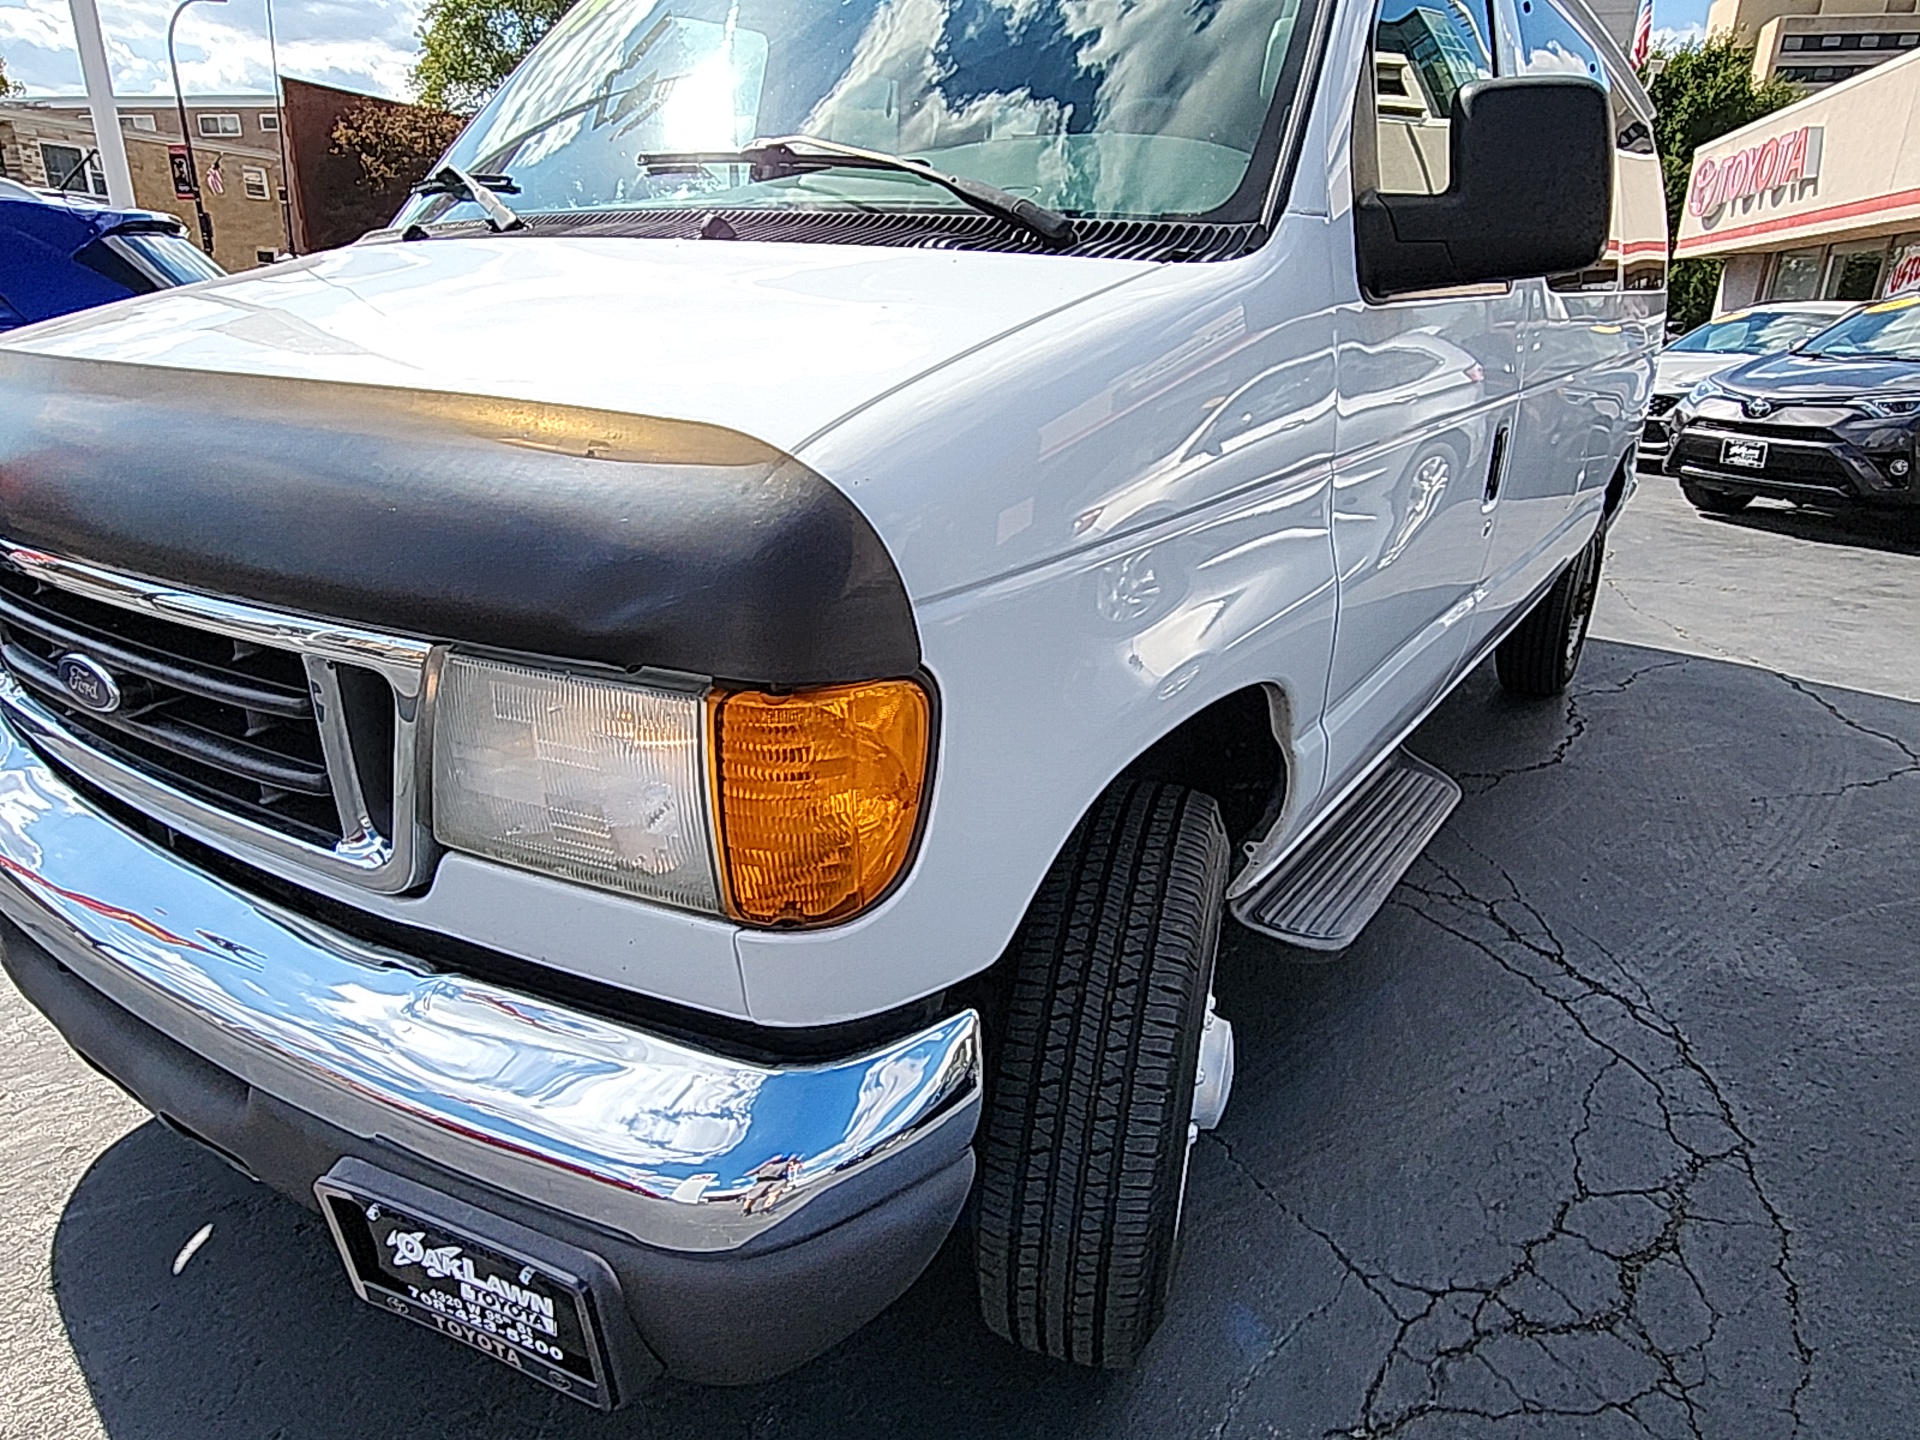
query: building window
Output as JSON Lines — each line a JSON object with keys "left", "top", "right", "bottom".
{"left": 1781, "top": 34, "right": 1802, "bottom": 49}
{"left": 1768, "top": 247, "right": 1826, "bottom": 303}
{"left": 197, "top": 113, "right": 243, "bottom": 138}
{"left": 38, "top": 143, "right": 107, "bottom": 197}
{"left": 1826, "top": 243, "right": 1887, "bottom": 301}
{"left": 258, "top": 112, "right": 280, "bottom": 132}
{"left": 255, "top": 248, "right": 277, "bottom": 264}
{"left": 1819, "top": 33, "right": 1843, "bottom": 46}
{"left": 1861, "top": 33, "right": 1880, "bottom": 47}
{"left": 1904, "top": 34, "right": 1919, "bottom": 46}
{"left": 1885, "top": 233, "right": 1920, "bottom": 297}
{"left": 120, "top": 113, "right": 158, "bottom": 131}
{"left": 241, "top": 165, "right": 271, "bottom": 200}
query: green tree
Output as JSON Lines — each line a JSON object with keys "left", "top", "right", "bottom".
{"left": 1643, "top": 38, "right": 1801, "bottom": 332}
{"left": 333, "top": 99, "right": 468, "bottom": 189}
{"left": 412, "top": 0, "right": 576, "bottom": 112}
{"left": 0, "top": 53, "right": 23, "bottom": 97}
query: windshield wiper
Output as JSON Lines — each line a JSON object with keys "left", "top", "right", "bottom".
{"left": 409, "top": 166, "right": 525, "bottom": 233}
{"left": 637, "top": 136, "right": 1079, "bottom": 247}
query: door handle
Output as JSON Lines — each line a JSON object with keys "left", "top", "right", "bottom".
{"left": 1484, "top": 422, "right": 1511, "bottom": 506}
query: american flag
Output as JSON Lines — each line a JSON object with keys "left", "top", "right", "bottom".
{"left": 1631, "top": 0, "right": 1654, "bottom": 69}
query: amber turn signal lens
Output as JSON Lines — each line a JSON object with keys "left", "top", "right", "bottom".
{"left": 709, "top": 680, "right": 931, "bottom": 925}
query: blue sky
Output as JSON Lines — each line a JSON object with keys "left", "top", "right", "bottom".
{"left": 1, "top": 0, "right": 424, "bottom": 97}
{"left": 0, "top": 0, "right": 1717, "bottom": 102}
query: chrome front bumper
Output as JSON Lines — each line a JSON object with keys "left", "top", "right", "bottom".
{"left": 0, "top": 711, "right": 980, "bottom": 1254}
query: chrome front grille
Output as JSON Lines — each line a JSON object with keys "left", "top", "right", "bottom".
{"left": 0, "top": 565, "right": 341, "bottom": 843}
{"left": 0, "top": 543, "right": 435, "bottom": 894}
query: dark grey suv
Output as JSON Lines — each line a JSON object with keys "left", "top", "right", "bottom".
{"left": 1663, "top": 295, "right": 1920, "bottom": 516}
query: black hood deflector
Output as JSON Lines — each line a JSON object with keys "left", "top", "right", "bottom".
{"left": 0, "top": 352, "right": 919, "bottom": 687}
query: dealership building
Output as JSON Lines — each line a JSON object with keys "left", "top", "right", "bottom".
{"left": 1676, "top": 45, "right": 1920, "bottom": 313}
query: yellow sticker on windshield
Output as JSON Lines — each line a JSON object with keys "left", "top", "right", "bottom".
{"left": 1864, "top": 294, "right": 1920, "bottom": 313}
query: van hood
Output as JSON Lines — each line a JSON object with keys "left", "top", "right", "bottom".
{"left": 1, "top": 236, "right": 1153, "bottom": 452}
{"left": 0, "top": 238, "right": 1153, "bottom": 685}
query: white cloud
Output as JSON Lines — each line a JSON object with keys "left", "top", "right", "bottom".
{"left": 0, "top": 0, "right": 422, "bottom": 98}
{"left": 1650, "top": 22, "right": 1707, "bottom": 50}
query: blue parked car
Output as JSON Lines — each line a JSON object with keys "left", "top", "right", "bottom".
{"left": 0, "top": 178, "right": 223, "bottom": 332}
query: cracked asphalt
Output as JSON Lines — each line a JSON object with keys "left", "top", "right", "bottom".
{"left": 1, "top": 479, "right": 1916, "bottom": 1439}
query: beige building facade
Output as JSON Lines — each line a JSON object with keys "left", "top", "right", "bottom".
{"left": 1676, "top": 46, "right": 1920, "bottom": 312}
{"left": 1708, "top": 0, "right": 1920, "bottom": 90}
{"left": 0, "top": 94, "right": 290, "bottom": 272}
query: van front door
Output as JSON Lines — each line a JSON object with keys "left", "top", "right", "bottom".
{"left": 1322, "top": 0, "right": 1520, "bottom": 797}
{"left": 1478, "top": 0, "right": 1625, "bottom": 628}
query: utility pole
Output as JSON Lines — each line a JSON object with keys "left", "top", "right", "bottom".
{"left": 66, "top": 0, "right": 135, "bottom": 207}
{"left": 167, "top": 0, "right": 227, "bottom": 255}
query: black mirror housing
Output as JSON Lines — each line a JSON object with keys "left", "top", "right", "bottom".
{"left": 1356, "top": 77, "right": 1612, "bottom": 298}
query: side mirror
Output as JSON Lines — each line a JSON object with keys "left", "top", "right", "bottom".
{"left": 1356, "top": 77, "right": 1612, "bottom": 298}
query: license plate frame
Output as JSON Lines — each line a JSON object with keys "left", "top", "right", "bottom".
{"left": 1721, "top": 436, "right": 1769, "bottom": 470}
{"left": 316, "top": 1162, "right": 620, "bottom": 1409}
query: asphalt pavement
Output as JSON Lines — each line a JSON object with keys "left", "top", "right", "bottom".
{"left": 1, "top": 478, "right": 1915, "bottom": 1439}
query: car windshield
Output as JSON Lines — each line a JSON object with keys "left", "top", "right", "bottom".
{"left": 119, "top": 232, "right": 224, "bottom": 286}
{"left": 1796, "top": 294, "right": 1920, "bottom": 360}
{"left": 1668, "top": 310, "right": 1835, "bottom": 355}
{"left": 396, "top": 0, "right": 1319, "bottom": 230}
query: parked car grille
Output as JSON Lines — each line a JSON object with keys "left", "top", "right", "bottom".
{"left": 1646, "top": 393, "right": 1681, "bottom": 418}
{"left": 0, "top": 562, "right": 343, "bottom": 845}
{"left": 1670, "top": 431, "right": 1853, "bottom": 489}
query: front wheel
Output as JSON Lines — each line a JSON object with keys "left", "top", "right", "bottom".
{"left": 1496, "top": 524, "right": 1605, "bottom": 697}
{"left": 1681, "top": 482, "right": 1753, "bottom": 515}
{"left": 974, "top": 780, "right": 1228, "bottom": 1368}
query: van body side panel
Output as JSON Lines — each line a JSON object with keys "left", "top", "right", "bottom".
{"left": 756, "top": 220, "right": 1344, "bottom": 1025}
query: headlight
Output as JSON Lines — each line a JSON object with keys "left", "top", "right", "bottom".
{"left": 433, "top": 654, "right": 721, "bottom": 910}
{"left": 431, "top": 652, "right": 930, "bottom": 925}
{"left": 1853, "top": 394, "right": 1920, "bottom": 419}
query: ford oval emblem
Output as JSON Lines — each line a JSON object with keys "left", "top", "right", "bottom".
{"left": 1743, "top": 398, "right": 1775, "bottom": 418}
{"left": 55, "top": 654, "right": 122, "bottom": 714}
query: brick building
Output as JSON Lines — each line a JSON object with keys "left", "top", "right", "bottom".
{"left": 0, "top": 93, "right": 291, "bottom": 271}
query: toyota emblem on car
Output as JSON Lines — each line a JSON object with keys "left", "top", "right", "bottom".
{"left": 1743, "top": 397, "right": 1775, "bottom": 418}
{"left": 55, "top": 654, "right": 122, "bottom": 713}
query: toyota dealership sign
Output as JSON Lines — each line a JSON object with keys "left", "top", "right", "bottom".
{"left": 1688, "top": 126, "right": 1824, "bottom": 221}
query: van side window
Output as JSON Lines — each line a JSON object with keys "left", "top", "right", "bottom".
{"left": 1511, "top": 0, "right": 1622, "bottom": 291}
{"left": 1511, "top": 0, "right": 1604, "bottom": 85}
{"left": 1370, "top": 0, "right": 1496, "bottom": 196}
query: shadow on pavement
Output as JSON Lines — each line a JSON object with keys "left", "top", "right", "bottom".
{"left": 48, "top": 641, "right": 1920, "bottom": 1438}
{"left": 1708, "top": 496, "right": 1920, "bottom": 556}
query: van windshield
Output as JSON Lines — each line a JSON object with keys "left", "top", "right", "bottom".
{"left": 399, "top": 0, "right": 1319, "bottom": 231}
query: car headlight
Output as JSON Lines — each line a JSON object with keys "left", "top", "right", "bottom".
{"left": 1853, "top": 394, "right": 1920, "bottom": 419}
{"left": 431, "top": 652, "right": 930, "bottom": 925}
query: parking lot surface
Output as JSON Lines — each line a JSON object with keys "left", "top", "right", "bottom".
{"left": 1, "top": 479, "right": 1915, "bottom": 1440}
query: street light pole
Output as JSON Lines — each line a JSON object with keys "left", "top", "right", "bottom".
{"left": 167, "top": 0, "right": 227, "bottom": 255}
{"left": 263, "top": 0, "right": 296, "bottom": 255}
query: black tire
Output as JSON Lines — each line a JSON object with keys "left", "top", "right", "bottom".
{"left": 975, "top": 780, "right": 1228, "bottom": 1369}
{"left": 1496, "top": 525, "right": 1605, "bottom": 697}
{"left": 1681, "top": 482, "right": 1753, "bottom": 515}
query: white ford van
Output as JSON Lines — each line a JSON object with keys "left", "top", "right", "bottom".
{"left": 0, "top": 0, "right": 1664, "bottom": 1401}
